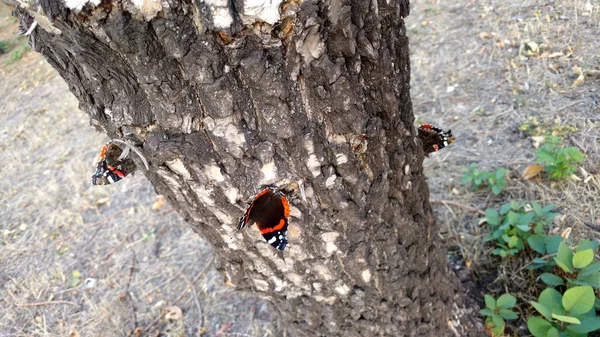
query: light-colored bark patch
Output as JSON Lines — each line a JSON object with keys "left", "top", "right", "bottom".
{"left": 221, "top": 233, "right": 240, "bottom": 249}
{"left": 166, "top": 159, "right": 192, "bottom": 180}
{"left": 306, "top": 154, "right": 321, "bottom": 177}
{"left": 335, "top": 153, "right": 348, "bottom": 165}
{"left": 225, "top": 187, "right": 239, "bottom": 204}
{"left": 321, "top": 231, "right": 339, "bottom": 254}
{"left": 131, "top": 0, "right": 162, "bottom": 21}
{"left": 205, "top": 165, "right": 225, "bottom": 182}
{"left": 201, "top": 0, "right": 234, "bottom": 29}
{"left": 253, "top": 278, "right": 269, "bottom": 292}
{"left": 334, "top": 283, "right": 350, "bottom": 296}
{"left": 238, "top": 0, "right": 283, "bottom": 25}
{"left": 190, "top": 183, "right": 215, "bottom": 206}
{"left": 315, "top": 295, "right": 336, "bottom": 304}
{"left": 63, "top": 0, "right": 101, "bottom": 12}
{"left": 260, "top": 162, "right": 277, "bottom": 182}
{"left": 212, "top": 209, "right": 232, "bottom": 225}
{"left": 361, "top": 269, "right": 372, "bottom": 283}
{"left": 313, "top": 264, "right": 333, "bottom": 281}
{"left": 325, "top": 174, "right": 336, "bottom": 188}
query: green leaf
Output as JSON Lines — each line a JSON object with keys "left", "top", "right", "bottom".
{"left": 518, "top": 211, "right": 535, "bottom": 228}
{"left": 491, "top": 313, "right": 504, "bottom": 328}
{"left": 491, "top": 184, "right": 501, "bottom": 195}
{"left": 530, "top": 301, "right": 553, "bottom": 321}
{"left": 496, "top": 294, "right": 517, "bottom": 309}
{"left": 494, "top": 249, "right": 507, "bottom": 258}
{"left": 551, "top": 313, "right": 580, "bottom": 325}
{"left": 507, "top": 211, "right": 520, "bottom": 225}
{"left": 563, "top": 286, "right": 595, "bottom": 316}
{"left": 576, "top": 273, "right": 600, "bottom": 288}
{"left": 485, "top": 208, "right": 500, "bottom": 226}
{"left": 565, "top": 147, "right": 584, "bottom": 162}
{"left": 70, "top": 270, "right": 82, "bottom": 287}
{"left": 527, "top": 316, "right": 554, "bottom": 337}
{"left": 566, "top": 316, "right": 600, "bottom": 333}
{"left": 499, "top": 203, "right": 512, "bottom": 215}
{"left": 528, "top": 235, "right": 547, "bottom": 254}
{"left": 579, "top": 263, "right": 600, "bottom": 277}
{"left": 498, "top": 309, "right": 518, "bottom": 320}
{"left": 573, "top": 249, "right": 594, "bottom": 269}
{"left": 484, "top": 294, "right": 496, "bottom": 309}
{"left": 508, "top": 235, "right": 519, "bottom": 248}
{"left": 479, "top": 308, "right": 494, "bottom": 317}
{"left": 555, "top": 242, "right": 574, "bottom": 272}
{"left": 536, "top": 148, "right": 557, "bottom": 165}
{"left": 510, "top": 200, "right": 520, "bottom": 210}
{"left": 576, "top": 239, "right": 599, "bottom": 253}
{"left": 541, "top": 273, "right": 565, "bottom": 286}
{"left": 485, "top": 316, "right": 505, "bottom": 337}
{"left": 532, "top": 202, "right": 543, "bottom": 216}
{"left": 546, "top": 327, "right": 559, "bottom": 337}
{"left": 539, "top": 288, "right": 564, "bottom": 316}
{"left": 546, "top": 236, "right": 562, "bottom": 254}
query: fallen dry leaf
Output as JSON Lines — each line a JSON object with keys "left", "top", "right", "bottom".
{"left": 561, "top": 227, "right": 572, "bottom": 239}
{"left": 152, "top": 195, "right": 166, "bottom": 211}
{"left": 531, "top": 136, "right": 545, "bottom": 148}
{"left": 571, "top": 66, "right": 585, "bottom": 87}
{"left": 163, "top": 306, "right": 183, "bottom": 321}
{"left": 479, "top": 32, "right": 494, "bottom": 39}
{"left": 546, "top": 52, "right": 564, "bottom": 59}
{"left": 522, "top": 164, "right": 544, "bottom": 180}
{"left": 94, "top": 197, "right": 110, "bottom": 207}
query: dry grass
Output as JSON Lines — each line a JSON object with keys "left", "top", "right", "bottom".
{"left": 0, "top": 3, "right": 281, "bottom": 337}
{"left": 409, "top": 0, "right": 600, "bottom": 334}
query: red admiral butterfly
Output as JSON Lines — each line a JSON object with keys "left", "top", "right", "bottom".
{"left": 238, "top": 187, "right": 290, "bottom": 251}
{"left": 91, "top": 143, "right": 134, "bottom": 185}
{"left": 418, "top": 124, "right": 455, "bottom": 156}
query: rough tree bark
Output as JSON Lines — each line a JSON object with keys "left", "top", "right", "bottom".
{"left": 7, "top": 0, "right": 482, "bottom": 336}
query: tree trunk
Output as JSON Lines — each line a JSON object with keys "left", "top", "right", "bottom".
{"left": 7, "top": 0, "right": 482, "bottom": 335}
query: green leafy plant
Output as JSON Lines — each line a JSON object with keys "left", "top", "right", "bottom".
{"left": 527, "top": 286, "right": 600, "bottom": 336}
{"left": 461, "top": 163, "right": 508, "bottom": 195}
{"left": 535, "top": 136, "right": 585, "bottom": 179}
{"left": 480, "top": 293, "right": 519, "bottom": 336}
{"left": 539, "top": 240, "right": 600, "bottom": 289}
{"left": 485, "top": 201, "right": 559, "bottom": 257}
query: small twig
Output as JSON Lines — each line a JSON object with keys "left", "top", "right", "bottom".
{"left": 19, "top": 300, "right": 78, "bottom": 307}
{"left": 215, "top": 322, "right": 232, "bottom": 336}
{"left": 179, "top": 269, "right": 203, "bottom": 336}
{"left": 430, "top": 199, "right": 486, "bottom": 216}
{"left": 102, "top": 226, "right": 140, "bottom": 261}
{"left": 584, "top": 222, "right": 600, "bottom": 232}
{"left": 569, "top": 135, "right": 587, "bottom": 154}
{"left": 125, "top": 250, "right": 138, "bottom": 335}
{"left": 143, "top": 256, "right": 215, "bottom": 334}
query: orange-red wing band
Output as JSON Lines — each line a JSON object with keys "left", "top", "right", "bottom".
{"left": 99, "top": 144, "right": 108, "bottom": 159}
{"left": 107, "top": 165, "right": 126, "bottom": 178}
{"left": 281, "top": 195, "right": 290, "bottom": 217}
{"left": 259, "top": 219, "right": 286, "bottom": 235}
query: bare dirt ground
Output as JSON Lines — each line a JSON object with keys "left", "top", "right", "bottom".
{"left": 0, "top": 0, "right": 599, "bottom": 336}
